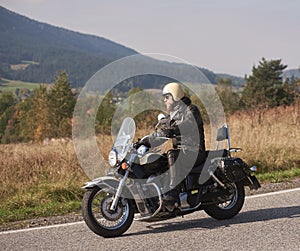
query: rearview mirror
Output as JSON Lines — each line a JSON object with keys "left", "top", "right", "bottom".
{"left": 155, "top": 113, "right": 167, "bottom": 130}
{"left": 157, "top": 113, "right": 166, "bottom": 121}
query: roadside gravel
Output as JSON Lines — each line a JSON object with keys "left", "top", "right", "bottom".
{"left": 1, "top": 177, "right": 300, "bottom": 232}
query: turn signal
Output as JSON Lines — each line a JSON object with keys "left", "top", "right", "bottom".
{"left": 121, "top": 163, "right": 128, "bottom": 170}
{"left": 250, "top": 166, "right": 257, "bottom": 172}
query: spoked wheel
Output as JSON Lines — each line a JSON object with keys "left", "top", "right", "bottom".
{"left": 82, "top": 186, "right": 134, "bottom": 238}
{"left": 204, "top": 182, "right": 245, "bottom": 220}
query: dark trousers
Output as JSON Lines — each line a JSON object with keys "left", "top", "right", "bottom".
{"left": 167, "top": 149, "right": 206, "bottom": 190}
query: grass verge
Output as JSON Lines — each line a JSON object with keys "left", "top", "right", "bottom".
{"left": 0, "top": 184, "right": 84, "bottom": 224}
{"left": 256, "top": 167, "right": 300, "bottom": 183}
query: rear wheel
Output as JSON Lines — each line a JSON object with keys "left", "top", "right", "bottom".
{"left": 204, "top": 182, "right": 245, "bottom": 220}
{"left": 82, "top": 186, "right": 134, "bottom": 238}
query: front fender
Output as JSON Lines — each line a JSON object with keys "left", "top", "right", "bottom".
{"left": 82, "top": 176, "right": 134, "bottom": 198}
{"left": 82, "top": 176, "right": 120, "bottom": 192}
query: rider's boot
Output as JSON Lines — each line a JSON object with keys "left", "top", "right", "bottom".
{"left": 163, "top": 151, "right": 181, "bottom": 208}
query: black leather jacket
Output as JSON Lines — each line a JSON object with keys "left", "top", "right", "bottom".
{"left": 162, "top": 96, "right": 205, "bottom": 152}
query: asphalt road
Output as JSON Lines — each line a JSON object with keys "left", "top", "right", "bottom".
{"left": 1, "top": 188, "right": 300, "bottom": 251}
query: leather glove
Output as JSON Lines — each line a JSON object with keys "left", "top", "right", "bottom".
{"left": 161, "top": 128, "right": 175, "bottom": 138}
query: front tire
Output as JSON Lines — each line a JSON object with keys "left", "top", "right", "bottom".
{"left": 82, "top": 186, "right": 134, "bottom": 238}
{"left": 204, "top": 182, "right": 245, "bottom": 220}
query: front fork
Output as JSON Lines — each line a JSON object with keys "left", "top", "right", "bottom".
{"left": 109, "top": 169, "right": 129, "bottom": 211}
{"left": 109, "top": 153, "right": 137, "bottom": 211}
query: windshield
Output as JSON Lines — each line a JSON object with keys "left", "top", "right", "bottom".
{"left": 113, "top": 117, "right": 136, "bottom": 162}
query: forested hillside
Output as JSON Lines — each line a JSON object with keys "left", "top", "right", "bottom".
{"left": 0, "top": 6, "right": 138, "bottom": 87}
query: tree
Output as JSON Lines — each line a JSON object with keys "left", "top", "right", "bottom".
{"left": 0, "top": 92, "right": 15, "bottom": 142}
{"left": 26, "top": 71, "right": 75, "bottom": 141}
{"left": 95, "top": 91, "right": 116, "bottom": 134}
{"left": 29, "top": 85, "right": 52, "bottom": 141}
{"left": 216, "top": 78, "right": 240, "bottom": 114}
{"left": 0, "top": 92, "right": 35, "bottom": 143}
{"left": 241, "top": 58, "right": 289, "bottom": 109}
{"left": 0, "top": 92, "right": 15, "bottom": 115}
{"left": 48, "top": 71, "right": 76, "bottom": 138}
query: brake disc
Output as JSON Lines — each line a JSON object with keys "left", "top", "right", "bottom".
{"left": 100, "top": 196, "right": 124, "bottom": 221}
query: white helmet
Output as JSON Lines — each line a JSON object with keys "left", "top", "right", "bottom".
{"left": 162, "top": 82, "right": 184, "bottom": 102}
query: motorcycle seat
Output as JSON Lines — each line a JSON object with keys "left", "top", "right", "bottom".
{"left": 190, "top": 149, "right": 228, "bottom": 174}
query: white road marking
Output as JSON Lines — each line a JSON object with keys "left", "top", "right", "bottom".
{"left": 1, "top": 187, "right": 299, "bottom": 235}
{"left": 0, "top": 221, "right": 84, "bottom": 235}
{"left": 246, "top": 187, "right": 300, "bottom": 199}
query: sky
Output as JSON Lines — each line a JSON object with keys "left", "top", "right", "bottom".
{"left": 1, "top": 0, "right": 299, "bottom": 77}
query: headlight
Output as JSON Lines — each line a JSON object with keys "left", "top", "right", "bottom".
{"left": 108, "top": 150, "right": 117, "bottom": 167}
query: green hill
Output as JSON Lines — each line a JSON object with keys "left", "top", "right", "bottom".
{"left": 0, "top": 6, "right": 138, "bottom": 87}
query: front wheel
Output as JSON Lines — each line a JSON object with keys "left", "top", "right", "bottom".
{"left": 82, "top": 186, "right": 134, "bottom": 238}
{"left": 204, "top": 182, "right": 245, "bottom": 220}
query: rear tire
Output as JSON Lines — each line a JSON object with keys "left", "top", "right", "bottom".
{"left": 204, "top": 182, "right": 245, "bottom": 220}
{"left": 82, "top": 186, "right": 134, "bottom": 238}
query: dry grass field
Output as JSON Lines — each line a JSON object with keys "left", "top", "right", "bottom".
{"left": 0, "top": 105, "right": 299, "bottom": 222}
{"left": 0, "top": 142, "right": 84, "bottom": 199}
{"left": 227, "top": 105, "right": 299, "bottom": 172}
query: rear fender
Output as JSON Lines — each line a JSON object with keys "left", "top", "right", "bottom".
{"left": 243, "top": 175, "right": 261, "bottom": 190}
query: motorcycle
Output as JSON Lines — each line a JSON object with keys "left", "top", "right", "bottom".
{"left": 82, "top": 116, "right": 260, "bottom": 238}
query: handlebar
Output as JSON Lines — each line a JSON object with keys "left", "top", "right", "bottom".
{"left": 135, "top": 132, "right": 169, "bottom": 149}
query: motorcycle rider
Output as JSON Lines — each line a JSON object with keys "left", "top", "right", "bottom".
{"left": 159, "top": 82, "right": 206, "bottom": 207}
